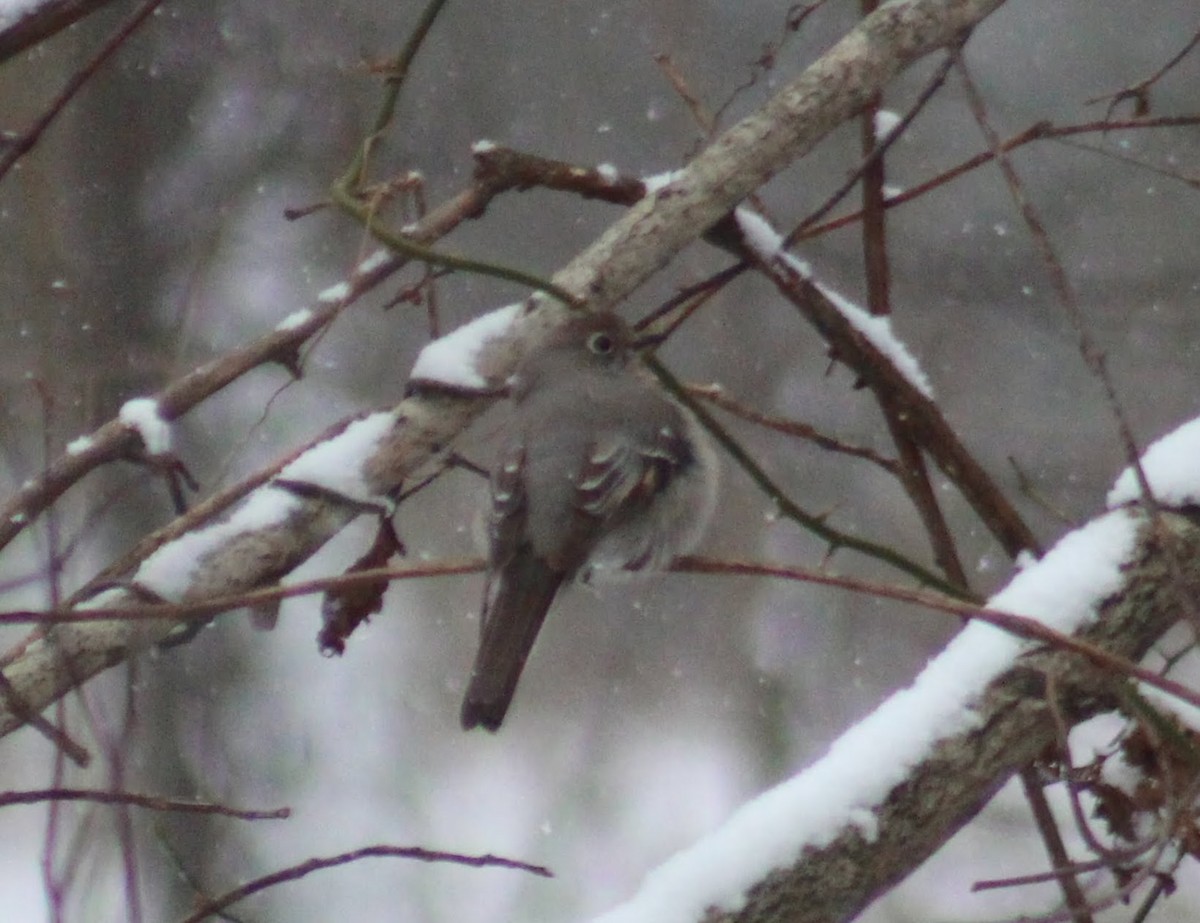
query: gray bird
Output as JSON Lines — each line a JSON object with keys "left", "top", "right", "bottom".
{"left": 460, "top": 311, "right": 719, "bottom": 731}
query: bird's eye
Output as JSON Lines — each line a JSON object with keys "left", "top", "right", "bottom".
{"left": 588, "top": 332, "right": 615, "bottom": 356}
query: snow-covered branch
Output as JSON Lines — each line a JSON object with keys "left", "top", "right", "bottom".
{"left": 590, "top": 500, "right": 1197, "bottom": 923}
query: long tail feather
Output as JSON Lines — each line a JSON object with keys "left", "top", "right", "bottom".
{"left": 460, "top": 553, "right": 564, "bottom": 731}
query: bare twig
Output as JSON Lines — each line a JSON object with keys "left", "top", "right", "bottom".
{"left": 787, "top": 50, "right": 957, "bottom": 244}
{"left": 1018, "top": 767, "right": 1095, "bottom": 923}
{"left": 651, "top": 361, "right": 965, "bottom": 595}
{"left": 688, "top": 384, "right": 901, "bottom": 476}
{"left": 0, "top": 788, "right": 289, "bottom": 819}
{"left": 1087, "top": 28, "right": 1200, "bottom": 118}
{"left": 675, "top": 555, "right": 1200, "bottom": 714}
{"left": 800, "top": 114, "right": 1200, "bottom": 239}
{"left": 0, "top": 0, "right": 164, "bottom": 182}
{"left": 176, "top": 845, "right": 551, "bottom": 923}
{"left": 954, "top": 53, "right": 1200, "bottom": 638}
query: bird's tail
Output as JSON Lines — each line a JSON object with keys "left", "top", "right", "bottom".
{"left": 460, "top": 553, "right": 564, "bottom": 732}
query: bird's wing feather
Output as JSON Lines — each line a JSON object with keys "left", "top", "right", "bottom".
{"left": 564, "top": 424, "right": 694, "bottom": 568}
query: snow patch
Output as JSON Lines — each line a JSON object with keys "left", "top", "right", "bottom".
{"left": 874, "top": 109, "right": 903, "bottom": 141}
{"left": 735, "top": 207, "right": 932, "bottom": 399}
{"left": 135, "top": 487, "right": 301, "bottom": 602}
{"left": 276, "top": 308, "right": 313, "bottom": 332}
{"left": 409, "top": 303, "right": 522, "bottom": 390}
{"left": 1108, "top": 416, "right": 1200, "bottom": 507}
{"left": 356, "top": 248, "right": 391, "bottom": 275}
{"left": 119, "top": 398, "right": 171, "bottom": 455}
{"left": 642, "top": 170, "right": 685, "bottom": 194}
{"left": 317, "top": 281, "right": 351, "bottom": 304}
{"left": 278, "top": 412, "right": 397, "bottom": 504}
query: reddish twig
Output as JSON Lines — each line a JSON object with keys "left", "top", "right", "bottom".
{"left": 655, "top": 53, "right": 716, "bottom": 137}
{"left": 800, "top": 114, "right": 1200, "bottom": 239}
{"left": 0, "top": 787, "right": 289, "bottom": 819}
{"left": 1087, "top": 28, "right": 1200, "bottom": 119}
{"left": 0, "top": 0, "right": 164, "bottom": 182}
{"left": 787, "top": 49, "right": 957, "bottom": 244}
{"left": 709, "top": 2, "right": 831, "bottom": 133}
{"left": 688, "top": 383, "right": 901, "bottom": 476}
{"left": 1018, "top": 767, "right": 1095, "bottom": 923}
{"left": 674, "top": 556, "right": 1200, "bottom": 714}
{"left": 176, "top": 844, "right": 551, "bottom": 923}
{"left": 0, "top": 559, "right": 485, "bottom": 628}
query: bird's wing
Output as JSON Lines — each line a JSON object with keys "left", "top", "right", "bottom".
{"left": 576, "top": 426, "right": 691, "bottom": 515}
{"left": 567, "top": 424, "right": 693, "bottom": 568}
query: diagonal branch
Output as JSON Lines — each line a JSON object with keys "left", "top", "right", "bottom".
{"left": 597, "top": 506, "right": 1196, "bottom": 923}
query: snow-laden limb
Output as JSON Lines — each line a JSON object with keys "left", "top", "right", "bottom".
{"left": 590, "top": 505, "right": 1199, "bottom": 923}
{"left": 0, "top": 414, "right": 406, "bottom": 736}
{"left": 734, "top": 207, "right": 934, "bottom": 398}
{"left": 0, "top": 0, "right": 1012, "bottom": 740}
{"left": 735, "top": 203, "right": 1036, "bottom": 557}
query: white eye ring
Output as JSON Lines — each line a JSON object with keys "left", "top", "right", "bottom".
{"left": 588, "top": 332, "right": 615, "bottom": 355}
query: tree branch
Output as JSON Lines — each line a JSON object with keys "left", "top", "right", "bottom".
{"left": 597, "top": 507, "right": 1195, "bottom": 923}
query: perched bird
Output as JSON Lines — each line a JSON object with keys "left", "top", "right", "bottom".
{"left": 460, "top": 311, "right": 719, "bottom": 731}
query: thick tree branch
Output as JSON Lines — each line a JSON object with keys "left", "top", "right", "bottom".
{"left": 598, "top": 507, "right": 1196, "bottom": 923}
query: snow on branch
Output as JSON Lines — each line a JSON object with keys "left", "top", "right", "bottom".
{"left": 591, "top": 500, "right": 1198, "bottom": 923}
{"left": 409, "top": 303, "right": 523, "bottom": 391}
{"left": 734, "top": 207, "right": 934, "bottom": 398}
{"left": 1108, "top": 417, "right": 1200, "bottom": 508}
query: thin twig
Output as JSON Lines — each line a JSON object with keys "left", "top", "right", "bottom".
{"left": 176, "top": 845, "right": 551, "bottom": 923}
{"left": 0, "top": 0, "right": 165, "bottom": 182}
{"left": 649, "top": 360, "right": 966, "bottom": 596}
{"left": 674, "top": 556, "right": 1200, "bottom": 715}
{"left": 787, "top": 50, "right": 957, "bottom": 244}
{"left": 688, "top": 383, "right": 901, "bottom": 476}
{"left": 954, "top": 53, "right": 1200, "bottom": 637}
{"left": 1087, "top": 28, "right": 1200, "bottom": 118}
{"left": 1018, "top": 768, "right": 1096, "bottom": 923}
{"left": 0, "top": 787, "right": 289, "bottom": 819}
{"left": 799, "top": 114, "right": 1200, "bottom": 239}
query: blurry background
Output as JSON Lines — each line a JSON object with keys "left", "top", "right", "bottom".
{"left": 1, "top": 0, "right": 1199, "bottom": 920}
